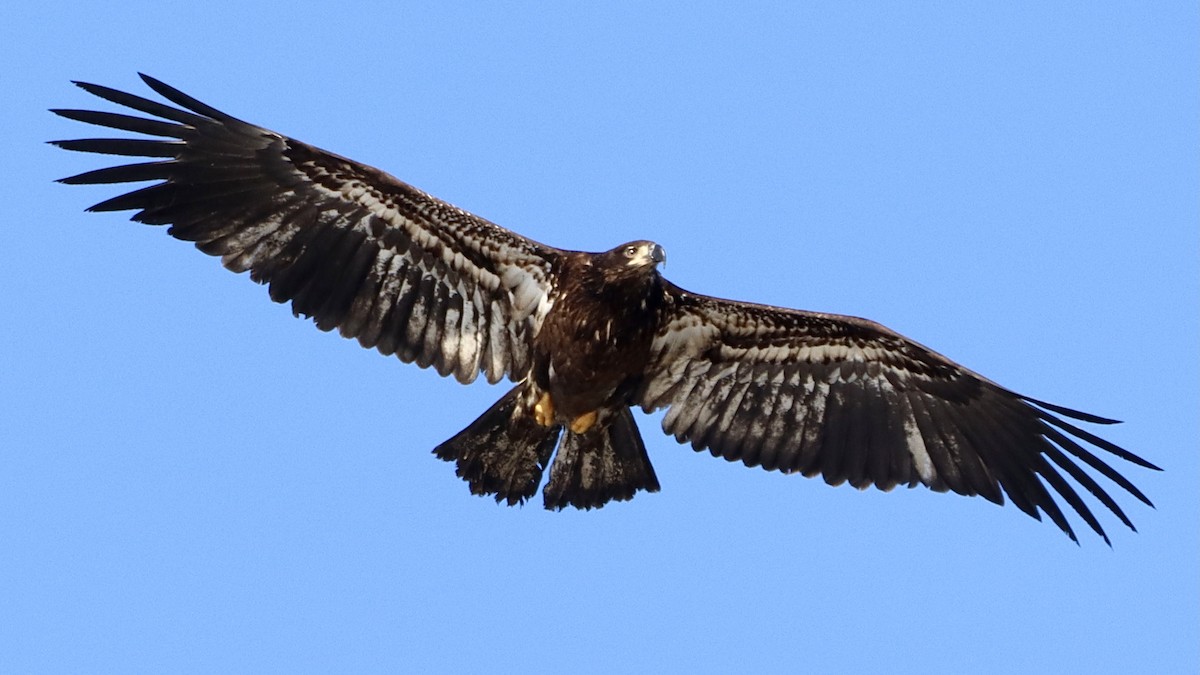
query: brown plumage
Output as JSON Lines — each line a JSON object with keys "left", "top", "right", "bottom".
{"left": 52, "top": 74, "right": 1159, "bottom": 543}
{"left": 437, "top": 243, "right": 666, "bottom": 510}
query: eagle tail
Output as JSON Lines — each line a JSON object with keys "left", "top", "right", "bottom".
{"left": 433, "top": 386, "right": 562, "bottom": 506}
{"left": 543, "top": 407, "right": 661, "bottom": 510}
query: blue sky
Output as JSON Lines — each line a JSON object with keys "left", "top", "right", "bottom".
{"left": 3, "top": 2, "right": 1196, "bottom": 673}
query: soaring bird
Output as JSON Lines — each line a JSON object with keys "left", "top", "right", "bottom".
{"left": 51, "top": 75, "right": 1158, "bottom": 544}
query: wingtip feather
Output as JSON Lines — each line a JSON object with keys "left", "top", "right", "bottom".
{"left": 138, "top": 72, "right": 165, "bottom": 90}
{"left": 1023, "top": 395, "right": 1122, "bottom": 425}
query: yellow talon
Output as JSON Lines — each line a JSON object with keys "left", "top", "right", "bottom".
{"left": 569, "top": 410, "right": 599, "bottom": 434}
{"left": 534, "top": 393, "right": 555, "bottom": 427}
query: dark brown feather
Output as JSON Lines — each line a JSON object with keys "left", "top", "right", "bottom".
{"left": 637, "top": 281, "right": 1157, "bottom": 542}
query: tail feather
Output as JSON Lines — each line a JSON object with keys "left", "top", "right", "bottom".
{"left": 543, "top": 407, "right": 660, "bottom": 510}
{"left": 433, "top": 387, "right": 562, "bottom": 506}
{"left": 435, "top": 387, "right": 660, "bottom": 509}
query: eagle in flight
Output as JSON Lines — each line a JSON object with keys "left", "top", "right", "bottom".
{"left": 52, "top": 75, "right": 1158, "bottom": 544}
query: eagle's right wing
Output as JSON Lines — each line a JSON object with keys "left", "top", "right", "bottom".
{"left": 636, "top": 281, "right": 1159, "bottom": 544}
{"left": 52, "top": 74, "right": 562, "bottom": 384}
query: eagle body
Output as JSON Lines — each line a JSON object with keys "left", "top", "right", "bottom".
{"left": 434, "top": 241, "right": 670, "bottom": 510}
{"left": 533, "top": 242, "right": 666, "bottom": 423}
{"left": 52, "top": 75, "right": 1160, "bottom": 543}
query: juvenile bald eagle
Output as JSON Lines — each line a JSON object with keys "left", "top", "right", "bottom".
{"left": 52, "top": 75, "right": 1158, "bottom": 543}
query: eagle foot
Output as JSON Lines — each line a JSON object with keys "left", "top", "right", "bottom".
{"left": 533, "top": 392, "right": 555, "bottom": 427}
{"left": 569, "top": 410, "right": 599, "bottom": 434}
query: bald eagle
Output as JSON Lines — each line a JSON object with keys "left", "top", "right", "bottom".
{"left": 51, "top": 75, "right": 1158, "bottom": 543}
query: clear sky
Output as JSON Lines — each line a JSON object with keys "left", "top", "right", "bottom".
{"left": 3, "top": 3, "right": 1196, "bottom": 673}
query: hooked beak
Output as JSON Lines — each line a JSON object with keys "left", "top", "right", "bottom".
{"left": 650, "top": 243, "right": 666, "bottom": 266}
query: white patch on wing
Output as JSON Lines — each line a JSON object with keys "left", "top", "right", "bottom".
{"left": 510, "top": 277, "right": 541, "bottom": 317}
{"left": 903, "top": 413, "right": 935, "bottom": 483}
{"left": 499, "top": 265, "right": 551, "bottom": 323}
{"left": 454, "top": 294, "right": 480, "bottom": 382}
{"left": 798, "top": 381, "right": 829, "bottom": 451}
{"left": 761, "top": 388, "right": 795, "bottom": 455}
{"left": 486, "top": 302, "right": 509, "bottom": 383}
{"left": 441, "top": 302, "right": 462, "bottom": 374}
{"left": 530, "top": 291, "right": 554, "bottom": 333}
{"left": 405, "top": 287, "right": 429, "bottom": 346}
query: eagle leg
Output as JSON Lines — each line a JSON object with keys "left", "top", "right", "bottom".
{"left": 543, "top": 407, "right": 661, "bottom": 510}
{"left": 433, "top": 386, "right": 562, "bottom": 506}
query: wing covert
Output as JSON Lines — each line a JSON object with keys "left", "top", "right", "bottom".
{"left": 52, "top": 74, "right": 562, "bottom": 384}
{"left": 637, "top": 282, "right": 1159, "bottom": 543}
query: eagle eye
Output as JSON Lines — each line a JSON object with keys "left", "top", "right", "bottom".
{"left": 624, "top": 245, "right": 638, "bottom": 258}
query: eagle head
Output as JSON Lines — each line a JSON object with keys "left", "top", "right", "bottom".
{"left": 590, "top": 241, "right": 666, "bottom": 288}
{"left": 612, "top": 240, "right": 666, "bottom": 270}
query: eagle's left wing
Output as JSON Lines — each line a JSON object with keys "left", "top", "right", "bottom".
{"left": 52, "top": 75, "right": 562, "bottom": 385}
{"left": 636, "top": 282, "right": 1158, "bottom": 543}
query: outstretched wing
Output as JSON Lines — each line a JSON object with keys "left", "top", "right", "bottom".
{"left": 52, "top": 74, "right": 562, "bottom": 385}
{"left": 636, "top": 282, "right": 1159, "bottom": 544}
